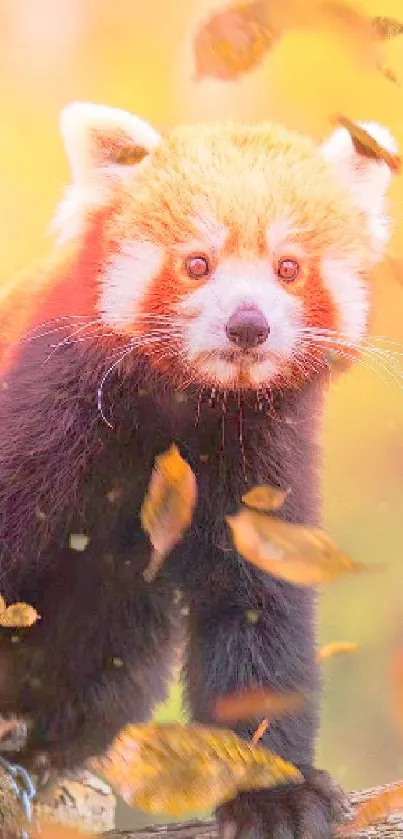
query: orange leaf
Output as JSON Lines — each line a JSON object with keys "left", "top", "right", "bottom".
{"left": 227, "top": 508, "right": 372, "bottom": 587}
{"left": 338, "top": 784, "right": 403, "bottom": 833}
{"left": 251, "top": 719, "right": 269, "bottom": 744}
{"left": 317, "top": 642, "right": 359, "bottom": 661}
{"left": 141, "top": 445, "right": 197, "bottom": 582}
{"left": 242, "top": 485, "right": 290, "bottom": 513}
{"left": 32, "top": 821, "right": 95, "bottom": 838}
{"left": 390, "top": 647, "right": 403, "bottom": 740}
{"left": 193, "top": 1, "right": 278, "bottom": 81}
{"left": 212, "top": 687, "right": 306, "bottom": 724}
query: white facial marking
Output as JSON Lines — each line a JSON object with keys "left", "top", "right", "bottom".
{"left": 266, "top": 217, "right": 308, "bottom": 257}
{"left": 321, "top": 121, "right": 397, "bottom": 259}
{"left": 191, "top": 213, "right": 229, "bottom": 252}
{"left": 322, "top": 255, "right": 369, "bottom": 343}
{"left": 99, "top": 240, "right": 164, "bottom": 327}
{"left": 178, "top": 256, "right": 303, "bottom": 386}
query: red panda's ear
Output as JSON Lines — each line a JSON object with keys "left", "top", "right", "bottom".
{"left": 321, "top": 121, "right": 398, "bottom": 255}
{"left": 60, "top": 102, "right": 161, "bottom": 185}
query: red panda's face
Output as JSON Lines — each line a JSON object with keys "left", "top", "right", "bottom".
{"left": 55, "top": 105, "right": 397, "bottom": 391}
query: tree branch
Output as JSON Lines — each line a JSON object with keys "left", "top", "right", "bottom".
{"left": 105, "top": 783, "right": 403, "bottom": 839}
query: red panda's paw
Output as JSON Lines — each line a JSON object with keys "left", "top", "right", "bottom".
{"left": 217, "top": 766, "right": 350, "bottom": 839}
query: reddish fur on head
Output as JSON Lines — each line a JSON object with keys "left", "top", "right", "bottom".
{"left": 0, "top": 104, "right": 397, "bottom": 389}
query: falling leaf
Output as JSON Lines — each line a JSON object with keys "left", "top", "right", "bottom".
{"left": 227, "top": 508, "right": 373, "bottom": 586}
{"left": 96, "top": 723, "right": 302, "bottom": 816}
{"left": 339, "top": 784, "right": 403, "bottom": 833}
{"left": 141, "top": 445, "right": 197, "bottom": 582}
{"left": 317, "top": 641, "right": 359, "bottom": 661}
{"left": 212, "top": 687, "right": 306, "bottom": 724}
{"left": 193, "top": 0, "right": 278, "bottom": 81}
{"left": 242, "top": 485, "right": 290, "bottom": 513}
{"left": 333, "top": 115, "right": 401, "bottom": 173}
{"left": 32, "top": 821, "right": 95, "bottom": 838}
{"left": 251, "top": 719, "right": 269, "bottom": 744}
{"left": 0, "top": 603, "right": 40, "bottom": 628}
{"left": 69, "top": 533, "right": 90, "bottom": 552}
{"left": 390, "top": 647, "right": 403, "bottom": 740}
{"left": 372, "top": 16, "right": 403, "bottom": 40}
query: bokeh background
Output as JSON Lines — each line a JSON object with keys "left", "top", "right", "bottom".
{"left": 1, "top": 0, "right": 403, "bottom": 829}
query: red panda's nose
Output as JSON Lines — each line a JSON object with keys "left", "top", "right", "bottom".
{"left": 226, "top": 307, "right": 270, "bottom": 349}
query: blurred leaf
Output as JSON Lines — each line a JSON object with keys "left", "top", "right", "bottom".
{"left": 317, "top": 641, "right": 359, "bottom": 661}
{"left": 390, "top": 647, "right": 403, "bottom": 740}
{"left": 212, "top": 687, "right": 306, "bottom": 724}
{"left": 0, "top": 602, "right": 40, "bottom": 628}
{"left": 227, "top": 508, "right": 372, "bottom": 586}
{"left": 0, "top": 595, "right": 6, "bottom": 614}
{"left": 32, "top": 821, "right": 95, "bottom": 838}
{"left": 334, "top": 115, "right": 401, "bottom": 173}
{"left": 141, "top": 444, "right": 197, "bottom": 582}
{"left": 193, "top": 0, "right": 278, "bottom": 81}
{"left": 251, "top": 718, "right": 269, "bottom": 744}
{"left": 97, "top": 723, "right": 302, "bottom": 816}
{"left": 338, "top": 784, "right": 403, "bottom": 833}
{"left": 242, "top": 484, "right": 289, "bottom": 512}
{"left": 372, "top": 17, "right": 403, "bottom": 40}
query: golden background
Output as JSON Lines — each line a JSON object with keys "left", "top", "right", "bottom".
{"left": 1, "top": 0, "right": 403, "bottom": 824}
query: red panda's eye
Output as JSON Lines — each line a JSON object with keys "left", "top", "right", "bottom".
{"left": 277, "top": 259, "right": 300, "bottom": 282}
{"left": 186, "top": 255, "right": 210, "bottom": 279}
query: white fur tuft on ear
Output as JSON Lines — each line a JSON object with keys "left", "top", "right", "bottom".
{"left": 321, "top": 121, "right": 398, "bottom": 257}
{"left": 60, "top": 101, "right": 161, "bottom": 185}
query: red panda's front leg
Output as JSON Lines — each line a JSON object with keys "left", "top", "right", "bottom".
{"left": 185, "top": 576, "right": 348, "bottom": 839}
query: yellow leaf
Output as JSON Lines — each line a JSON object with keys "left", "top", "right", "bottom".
{"left": 338, "top": 784, "right": 403, "bottom": 833}
{"left": 333, "top": 115, "right": 401, "bottom": 173}
{"left": 0, "top": 594, "right": 6, "bottom": 613}
{"left": 317, "top": 641, "right": 359, "bottom": 661}
{"left": 193, "top": 1, "right": 278, "bottom": 81}
{"left": 0, "top": 603, "right": 40, "bottom": 628}
{"left": 227, "top": 508, "right": 371, "bottom": 587}
{"left": 141, "top": 445, "right": 197, "bottom": 581}
{"left": 213, "top": 687, "right": 306, "bottom": 724}
{"left": 97, "top": 723, "right": 302, "bottom": 816}
{"left": 242, "top": 484, "right": 289, "bottom": 513}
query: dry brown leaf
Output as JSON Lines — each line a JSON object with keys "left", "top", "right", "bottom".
{"left": 0, "top": 603, "right": 40, "bottom": 628}
{"left": 334, "top": 115, "right": 401, "bottom": 173}
{"left": 193, "top": 0, "right": 278, "bottom": 81}
{"left": 242, "top": 485, "right": 290, "bottom": 513}
{"left": 227, "top": 508, "right": 372, "bottom": 586}
{"left": 251, "top": 719, "right": 269, "bottom": 744}
{"left": 338, "top": 784, "right": 403, "bottom": 833}
{"left": 317, "top": 641, "right": 359, "bottom": 661}
{"left": 96, "top": 723, "right": 302, "bottom": 816}
{"left": 141, "top": 444, "right": 197, "bottom": 582}
{"left": 372, "top": 16, "right": 403, "bottom": 39}
{"left": 212, "top": 687, "right": 306, "bottom": 724}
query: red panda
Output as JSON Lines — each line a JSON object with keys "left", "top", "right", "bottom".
{"left": 0, "top": 103, "right": 397, "bottom": 839}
